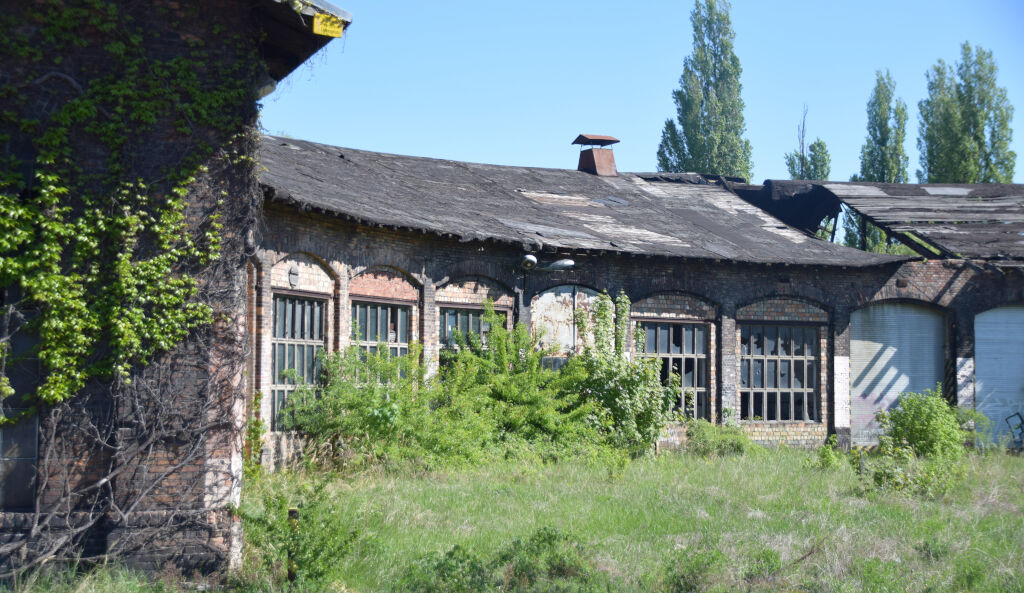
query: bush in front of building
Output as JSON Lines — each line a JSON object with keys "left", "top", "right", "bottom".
{"left": 283, "top": 294, "right": 677, "bottom": 469}
{"left": 283, "top": 306, "right": 609, "bottom": 470}
{"left": 875, "top": 385, "right": 967, "bottom": 458}
{"left": 860, "top": 386, "right": 972, "bottom": 498}
{"left": 683, "top": 419, "right": 752, "bottom": 457}
{"left": 233, "top": 474, "right": 359, "bottom": 590}
{"left": 559, "top": 292, "right": 672, "bottom": 457}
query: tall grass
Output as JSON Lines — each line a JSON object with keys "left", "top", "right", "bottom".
{"left": 241, "top": 448, "right": 1024, "bottom": 592}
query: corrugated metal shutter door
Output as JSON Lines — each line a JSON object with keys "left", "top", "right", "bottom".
{"left": 975, "top": 305, "right": 1024, "bottom": 443}
{"left": 850, "top": 303, "right": 944, "bottom": 446}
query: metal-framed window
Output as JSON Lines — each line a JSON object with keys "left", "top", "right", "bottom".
{"left": 270, "top": 295, "right": 326, "bottom": 431}
{"left": 1, "top": 410, "right": 37, "bottom": 509}
{"left": 439, "top": 307, "right": 507, "bottom": 346}
{"left": 739, "top": 324, "right": 820, "bottom": 422}
{"left": 638, "top": 321, "right": 710, "bottom": 420}
{"left": 351, "top": 301, "right": 411, "bottom": 356}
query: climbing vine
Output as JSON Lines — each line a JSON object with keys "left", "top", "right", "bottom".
{"left": 0, "top": 0, "right": 260, "bottom": 412}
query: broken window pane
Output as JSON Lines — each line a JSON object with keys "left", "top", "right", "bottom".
{"left": 639, "top": 322, "right": 709, "bottom": 419}
{"left": 780, "top": 326, "right": 791, "bottom": 356}
{"left": 738, "top": 323, "right": 822, "bottom": 422}
{"left": 272, "top": 295, "right": 329, "bottom": 431}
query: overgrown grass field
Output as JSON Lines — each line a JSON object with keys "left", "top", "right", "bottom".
{"left": 237, "top": 448, "right": 1024, "bottom": 592}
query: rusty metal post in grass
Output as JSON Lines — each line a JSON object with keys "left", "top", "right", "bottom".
{"left": 287, "top": 507, "right": 299, "bottom": 583}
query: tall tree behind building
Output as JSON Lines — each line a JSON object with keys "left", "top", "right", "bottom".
{"left": 784, "top": 107, "right": 833, "bottom": 240}
{"left": 917, "top": 42, "right": 1016, "bottom": 183}
{"left": 784, "top": 106, "right": 831, "bottom": 181}
{"left": 845, "top": 71, "right": 910, "bottom": 252}
{"left": 657, "top": 0, "right": 752, "bottom": 181}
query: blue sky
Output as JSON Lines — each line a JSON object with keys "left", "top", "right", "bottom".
{"left": 261, "top": 0, "right": 1024, "bottom": 184}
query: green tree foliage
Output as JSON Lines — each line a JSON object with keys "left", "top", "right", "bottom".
{"left": 784, "top": 107, "right": 831, "bottom": 181}
{"left": 284, "top": 295, "right": 673, "bottom": 468}
{"left": 855, "top": 71, "right": 910, "bottom": 184}
{"left": 657, "top": 0, "right": 752, "bottom": 181}
{"left": 563, "top": 292, "right": 671, "bottom": 457}
{"left": 875, "top": 386, "right": 966, "bottom": 459}
{"left": 917, "top": 42, "right": 1016, "bottom": 183}
{"left": 840, "top": 207, "right": 891, "bottom": 253}
{"left": 842, "top": 71, "right": 914, "bottom": 254}
{"left": 284, "top": 303, "right": 609, "bottom": 469}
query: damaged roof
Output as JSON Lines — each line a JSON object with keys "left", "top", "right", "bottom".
{"left": 258, "top": 136, "right": 905, "bottom": 268}
{"left": 254, "top": 0, "right": 352, "bottom": 81}
{"left": 758, "top": 181, "right": 1024, "bottom": 261}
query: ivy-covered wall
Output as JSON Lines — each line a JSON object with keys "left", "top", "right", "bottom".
{"left": 0, "top": 0, "right": 267, "bottom": 573}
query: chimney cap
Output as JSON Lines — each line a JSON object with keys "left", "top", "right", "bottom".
{"left": 572, "top": 134, "right": 619, "bottom": 147}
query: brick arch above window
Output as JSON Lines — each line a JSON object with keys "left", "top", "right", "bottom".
{"left": 631, "top": 291, "right": 717, "bottom": 321}
{"left": 270, "top": 252, "right": 336, "bottom": 294}
{"left": 975, "top": 299, "right": 1024, "bottom": 317}
{"left": 436, "top": 275, "right": 515, "bottom": 309}
{"left": 349, "top": 266, "right": 420, "bottom": 301}
{"left": 530, "top": 285, "right": 600, "bottom": 356}
{"left": 856, "top": 296, "right": 948, "bottom": 315}
{"left": 736, "top": 296, "right": 828, "bottom": 323}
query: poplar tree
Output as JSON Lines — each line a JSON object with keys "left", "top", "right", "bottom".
{"left": 917, "top": 42, "right": 1015, "bottom": 183}
{"left": 855, "top": 70, "right": 909, "bottom": 184}
{"left": 657, "top": 0, "right": 752, "bottom": 181}
{"left": 844, "top": 70, "right": 909, "bottom": 252}
{"left": 784, "top": 107, "right": 831, "bottom": 181}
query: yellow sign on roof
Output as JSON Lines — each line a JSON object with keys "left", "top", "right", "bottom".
{"left": 313, "top": 13, "right": 347, "bottom": 38}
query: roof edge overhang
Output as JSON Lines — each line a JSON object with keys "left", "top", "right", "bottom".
{"left": 260, "top": 182, "right": 912, "bottom": 269}
{"left": 254, "top": 0, "right": 352, "bottom": 82}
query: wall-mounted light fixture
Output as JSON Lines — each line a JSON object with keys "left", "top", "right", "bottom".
{"left": 517, "top": 255, "right": 576, "bottom": 325}
{"left": 520, "top": 254, "right": 575, "bottom": 273}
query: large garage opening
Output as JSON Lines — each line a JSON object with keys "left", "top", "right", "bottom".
{"left": 850, "top": 302, "right": 945, "bottom": 446}
{"left": 975, "top": 305, "right": 1024, "bottom": 444}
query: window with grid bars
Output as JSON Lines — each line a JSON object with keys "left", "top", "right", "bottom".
{"left": 1, "top": 410, "right": 37, "bottom": 509}
{"left": 351, "top": 301, "right": 411, "bottom": 357}
{"left": 739, "top": 324, "right": 820, "bottom": 422}
{"left": 638, "top": 321, "right": 710, "bottom": 420}
{"left": 270, "top": 295, "right": 326, "bottom": 431}
{"left": 439, "top": 308, "right": 507, "bottom": 346}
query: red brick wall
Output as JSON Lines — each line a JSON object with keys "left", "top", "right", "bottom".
{"left": 256, "top": 202, "right": 1024, "bottom": 450}
{"left": 632, "top": 291, "right": 716, "bottom": 320}
{"left": 736, "top": 296, "right": 828, "bottom": 322}
{"left": 436, "top": 276, "right": 514, "bottom": 309}
{"left": 350, "top": 267, "right": 420, "bottom": 302}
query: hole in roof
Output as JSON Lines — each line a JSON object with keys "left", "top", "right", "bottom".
{"left": 281, "top": 142, "right": 301, "bottom": 150}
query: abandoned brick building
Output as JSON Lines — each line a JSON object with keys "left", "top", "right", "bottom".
{"left": 4, "top": 0, "right": 1024, "bottom": 576}
{"left": 254, "top": 136, "right": 1024, "bottom": 457}
{"left": 0, "top": 0, "right": 351, "bottom": 573}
